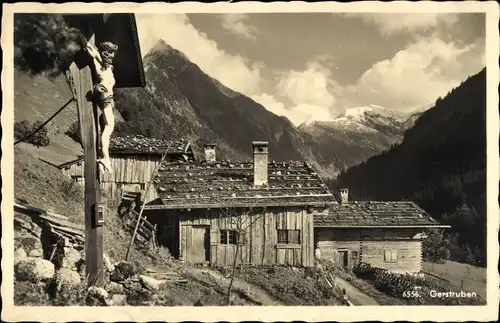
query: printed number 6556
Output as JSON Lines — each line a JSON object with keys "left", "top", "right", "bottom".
{"left": 402, "top": 290, "right": 420, "bottom": 298}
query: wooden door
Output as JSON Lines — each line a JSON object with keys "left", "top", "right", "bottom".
{"left": 338, "top": 250, "right": 349, "bottom": 268}
{"left": 189, "top": 225, "right": 210, "bottom": 263}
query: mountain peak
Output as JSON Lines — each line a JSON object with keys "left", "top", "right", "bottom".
{"left": 151, "top": 39, "right": 173, "bottom": 53}
{"left": 149, "top": 39, "right": 189, "bottom": 61}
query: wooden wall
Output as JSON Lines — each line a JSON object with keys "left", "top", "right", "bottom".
{"left": 174, "top": 207, "right": 315, "bottom": 267}
{"left": 316, "top": 228, "right": 423, "bottom": 273}
{"left": 60, "top": 155, "right": 162, "bottom": 203}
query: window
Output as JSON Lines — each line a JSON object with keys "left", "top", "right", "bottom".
{"left": 352, "top": 251, "right": 358, "bottom": 259}
{"left": 384, "top": 250, "right": 398, "bottom": 263}
{"left": 220, "top": 229, "right": 244, "bottom": 245}
{"left": 277, "top": 229, "right": 301, "bottom": 244}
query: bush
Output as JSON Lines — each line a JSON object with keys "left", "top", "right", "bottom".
{"left": 422, "top": 228, "right": 452, "bottom": 263}
{"left": 65, "top": 120, "right": 81, "bottom": 145}
{"left": 60, "top": 180, "right": 83, "bottom": 200}
{"left": 438, "top": 246, "right": 451, "bottom": 261}
{"left": 14, "top": 120, "right": 51, "bottom": 147}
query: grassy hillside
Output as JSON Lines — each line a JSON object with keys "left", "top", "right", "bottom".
{"left": 14, "top": 146, "right": 163, "bottom": 263}
{"left": 14, "top": 69, "right": 126, "bottom": 165}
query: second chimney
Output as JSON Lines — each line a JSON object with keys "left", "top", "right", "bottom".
{"left": 252, "top": 141, "right": 268, "bottom": 186}
{"left": 204, "top": 143, "right": 216, "bottom": 163}
{"left": 340, "top": 188, "right": 349, "bottom": 204}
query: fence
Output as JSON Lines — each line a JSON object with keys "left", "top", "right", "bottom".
{"left": 423, "top": 261, "right": 487, "bottom": 298}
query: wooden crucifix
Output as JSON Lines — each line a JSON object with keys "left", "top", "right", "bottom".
{"left": 65, "top": 13, "right": 145, "bottom": 286}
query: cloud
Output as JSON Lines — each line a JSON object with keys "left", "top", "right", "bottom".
{"left": 346, "top": 13, "right": 459, "bottom": 37}
{"left": 219, "top": 14, "right": 259, "bottom": 41}
{"left": 344, "top": 36, "right": 484, "bottom": 111}
{"left": 255, "top": 35, "right": 484, "bottom": 123}
{"left": 136, "top": 14, "right": 263, "bottom": 95}
{"left": 135, "top": 13, "right": 484, "bottom": 127}
{"left": 251, "top": 93, "right": 287, "bottom": 117}
{"left": 259, "top": 60, "right": 341, "bottom": 125}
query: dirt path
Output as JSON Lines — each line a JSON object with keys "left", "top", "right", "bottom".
{"left": 182, "top": 267, "right": 284, "bottom": 306}
{"left": 333, "top": 276, "right": 379, "bottom": 305}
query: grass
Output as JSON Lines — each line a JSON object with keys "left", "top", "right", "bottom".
{"left": 13, "top": 146, "right": 170, "bottom": 266}
{"left": 423, "top": 260, "right": 487, "bottom": 299}
{"left": 338, "top": 262, "right": 486, "bottom": 306}
{"left": 328, "top": 268, "right": 409, "bottom": 305}
{"left": 236, "top": 265, "right": 343, "bottom": 305}
{"left": 14, "top": 68, "right": 125, "bottom": 165}
{"left": 14, "top": 146, "right": 85, "bottom": 226}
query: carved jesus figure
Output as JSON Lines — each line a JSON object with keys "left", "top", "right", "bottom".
{"left": 85, "top": 41, "right": 118, "bottom": 173}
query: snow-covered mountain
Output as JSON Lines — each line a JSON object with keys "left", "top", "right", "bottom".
{"left": 298, "top": 104, "right": 428, "bottom": 172}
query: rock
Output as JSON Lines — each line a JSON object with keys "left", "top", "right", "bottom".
{"left": 139, "top": 275, "right": 166, "bottom": 291}
{"left": 111, "top": 262, "right": 139, "bottom": 282}
{"left": 122, "top": 278, "right": 143, "bottom": 294}
{"left": 103, "top": 254, "right": 114, "bottom": 273}
{"left": 61, "top": 247, "right": 82, "bottom": 270}
{"left": 105, "top": 281, "right": 124, "bottom": 295}
{"left": 111, "top": 294, "right": 127, "bottom": 306}
{"left": 18, "top": 236, "right": 43, "bottom": 252}
{"left": 55, "top": 268, "right": 81, "bottom": 291}
{"left": 15, "top": 257, "right": 55, "bottom": 282}
{"left": 28, "top": 249, "right": 43, "bottom": 258}
{"left": 14, "top": 248, "right": 27, "bottom": 264}
{"left": 86, "top": 286, "right": 110, "bottom": 306}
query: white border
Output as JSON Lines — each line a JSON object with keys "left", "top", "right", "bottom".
{"left": 2, "top": 2, "right": 499, "bottom": 322}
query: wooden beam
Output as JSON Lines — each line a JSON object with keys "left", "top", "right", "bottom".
{"left": 69, "top": 34, "right": 103, "bottom": 287}
{"left": 143, "top": 201, "right": 335, "bottom": 210}
{"left": 312, "top": 225, "right": 452, "bottom": 228}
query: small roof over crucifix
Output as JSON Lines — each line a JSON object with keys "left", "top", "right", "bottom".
{"left": 64, "top": 13, "right": 146, "bottom": 89}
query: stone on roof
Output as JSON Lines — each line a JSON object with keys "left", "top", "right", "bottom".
{"left": 109, "top": 135, "right": 191, "bottom": 156}
{"left": 314, "top": 201, "right": 448, "bottom": 227}
{"left": 151, "top": 159, "right": 335, "bottom": 209}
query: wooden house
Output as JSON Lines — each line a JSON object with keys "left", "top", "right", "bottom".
{"left": 313, "top": 189, "right": 451, "bottom": 273}
{"left": 58, "top": 135, "right": 195, "bottom": 202}
{"left": 142, "top": 142, "right": 336, "bottom": 267}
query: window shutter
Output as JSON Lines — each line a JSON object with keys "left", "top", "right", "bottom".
{"left": 384, "top": 250, "right": 391, "bottom": 262}
{"left": 210, "top": 229, "right": 219, "bottom": 246}
{"left": 391, "top": 250, "right": 398, "bottom": 262}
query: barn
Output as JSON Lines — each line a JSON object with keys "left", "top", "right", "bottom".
{"left": 58, "top": 134, "right": 195, "bottom": 203}
{"left": 313, "top": 189, "right": 451, "bottom": 274}
{"left": 142, "top": 141, "right": 336, "bottom": 267}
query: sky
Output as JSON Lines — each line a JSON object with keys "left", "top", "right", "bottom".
{"left": 136, "top": 13, "right": 486, "bottom": 126}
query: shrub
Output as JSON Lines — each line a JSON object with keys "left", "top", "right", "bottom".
{"left": 438, "top": 246, "right": 451, "bottom": 261}
{"left": 14, "top": 120, "right": 51, "bottom": 147}
{"left": 65, "top": 120, "right": 81, "bottom": 145}
{"left": 60, "top": 180, "right": 82, "bottom": 200}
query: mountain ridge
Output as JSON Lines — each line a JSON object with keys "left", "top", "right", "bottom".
{"left": 336, "top": 67, "right": 487, "bottom": 265}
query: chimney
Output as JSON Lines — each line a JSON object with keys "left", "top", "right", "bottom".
{"left": 204, "top": 143, "right": 216, "bottom": 163}
{"left": 340, "top": 188, "right": 349, "bottom": 204}
{"left": 252, "top": 141, "right": 269, "bottom": 186}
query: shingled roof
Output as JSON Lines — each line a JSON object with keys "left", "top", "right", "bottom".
{"left": 109, "top": 135, "right": 192, "bottom": 157}
{"left": 314, "top": 201, "right": 450, "bottom": 228}
{"left": 56, "top": 135, "right": 193, "bottom": 169}
{"left": 145, "top": 159, "right": 336, "bottom": 209}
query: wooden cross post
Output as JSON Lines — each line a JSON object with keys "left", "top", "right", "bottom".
{"left": 68, "top": 33, "right": 104, "bottom": 287}
{"left": 64, "top": 13, "right": 146, "bottom": 287}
